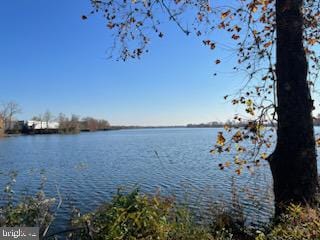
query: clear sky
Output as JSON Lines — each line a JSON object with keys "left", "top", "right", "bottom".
{"left": 0, "top": 0, "right": 246, "bottom": 126}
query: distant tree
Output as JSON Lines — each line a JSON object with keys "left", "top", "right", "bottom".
{"left": 81, "top": 117, "right": 110, "bottom": 131}
{"left": 43, "top": 110, "right": 53, "bottom": 130}
{"left": 57, "top": 113, "right": 68, "bottom": 133}
{"left": 1, "top": 101, "right": 21, "bottom": 131}
{"left": 98, "top": 119, "right": 110, "bottom": 130}
{"left": 85, "top": 0, "right": 320, "bottom": 213}
{"left": 57, "top": 113, "right": 80, "bottom": 134}
{"left": 82, "top": 117, "right": 98, "bottom": 131}
{"left": 70, "top": 114, "right": 81, "bottom": 133}
{"left": 31, "top": 116, "right": 41, "bottom": 121}
{"left": 0, "top": 113, "right": 4, "bottom": 136}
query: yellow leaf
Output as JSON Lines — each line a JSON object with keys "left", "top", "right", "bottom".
{"left": 216, "top": 132, "right": 226, "bottom": 146}
{"left": 246, "top": 99, "right": 253, "bottom": 106}
{"left": 251, "top": 5, "right": 258, "bottom": 13}
{"left": 261, "top": 153, "right": 268, "bottom": 159}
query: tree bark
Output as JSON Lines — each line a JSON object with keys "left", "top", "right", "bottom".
{"left": 270, "top": 0, "right": 318, "bottom": 214}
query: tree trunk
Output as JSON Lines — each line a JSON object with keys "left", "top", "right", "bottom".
{"left": 270, "top": 0, "right": 318, "bottom": 214}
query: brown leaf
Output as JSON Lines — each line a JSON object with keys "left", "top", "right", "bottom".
{"left": 221, "top": 10, "right": 231, "bottom": 20}
{"left": 263, "top": 41, "right": 273, "bottom": 48}
{"left": 232, "top": 34, "right": 240, "bottom": 40}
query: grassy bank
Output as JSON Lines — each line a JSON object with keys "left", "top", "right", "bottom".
{"left": 1, "top": 183, "right": 320, "bottom": 240}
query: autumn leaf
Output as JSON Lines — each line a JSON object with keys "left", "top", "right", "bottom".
{"left": 218, "top": 22, "right": 226, "bottom": 29}
{"left": 264, "top": 26, "right": 272, "bottom": 31}
{"left": 249, "top": 3, "right": 258, "bottom": 13}
{"left": 224, "top": 146, "right": 231, "bottom": 152}
{"left": 308, "top": 38, "right": 317, "bottom": 45}
{"left": 216, "top": 132, "right": 226, "bottom": 146}
{"left": 261, "top": 153, "right": 268, "bottom": 159}
{"left": 237, "top": 146, "right": 246, "bottom": 153}
{"left": 246, "top": 99, "right": 253, "bottom": 106}
{"left": 107, "top": 22, "right": 115, "bottom": 29}
{"left": 246, "top": 107, "right": 255, "bottom": 115}
{"left": 234, "top": 156, "right": 240, "bottom": 164}
{"left": 203, "top": 40, "right": 211, "bottom": 45}
{"left": 232, "top": 131, "right": 243, "bottom": 143}
{"left": 234, "top": 25, "right": 242, "bottom": 32}
{"left": 221, "top": 10, "right": 231, "bottom": 20}
{"left": 252, "top": 6, "right": 258, "bottom": 12}
{"left": 232, "top": 34, "right": 240, "bottom": 40}
{"left": 263, "top": 41, "right": 273, "bottom": 48}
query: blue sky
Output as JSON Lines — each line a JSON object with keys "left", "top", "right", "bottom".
{"left": 0, "top": 0, "right": 244, "bottom": 126}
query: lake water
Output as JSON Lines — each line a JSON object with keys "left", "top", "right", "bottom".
{"left": 0, "top": 128, "right": 278, "bottom": 233}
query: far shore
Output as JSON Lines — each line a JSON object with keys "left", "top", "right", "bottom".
{"left": 0, "top": 125, "right": 225, "bottom": 138}
{"left": 4, "top": 123, "right": 320, "bottom": 138}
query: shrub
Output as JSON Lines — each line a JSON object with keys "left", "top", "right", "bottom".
{"left": 71, "top": 189, "right": 222, "bottom": 240}
{"left": 5, "top": 179, "right": 320, "bottom": 240}
{"left": 0, "top": 171, "right": 56, "bottom": 238}
{"left": 257, "top": 204, "right": 320, "bottom": 240}
{"left": 0, "top": 192, "right": 55, "bottom": 234}
{"left": 72, "top": 189, "right": 172, "bottom": 239}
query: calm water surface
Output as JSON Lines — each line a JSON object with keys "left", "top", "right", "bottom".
{"left": 0, "top": 128, "right": 278, "bottom": 232}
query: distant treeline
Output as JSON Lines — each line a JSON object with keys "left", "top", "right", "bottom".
{"left": 186, "top": 120, "right": 273, "bottom": 128}
{"left": 33, "top": 113, "right": 111, "bottom": 134}
{"left": 0, "top": 101, "right": 112, "bottom": 135}
{"left": 187, "top": 116, "right": 320, "bottom": 128}
{"left": 186, "top": 121, "right": 225, "bottom": 128}
{"left": 186, "top": 120, "right": 253, "bottom": 128}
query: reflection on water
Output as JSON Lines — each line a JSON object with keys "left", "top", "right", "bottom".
{"left": 0, "top": 128, "right": 276, "bottom": 231}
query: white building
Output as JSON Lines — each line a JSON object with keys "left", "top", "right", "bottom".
{"left": 27, "top": 120, "right": 59, "bottom": 130}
